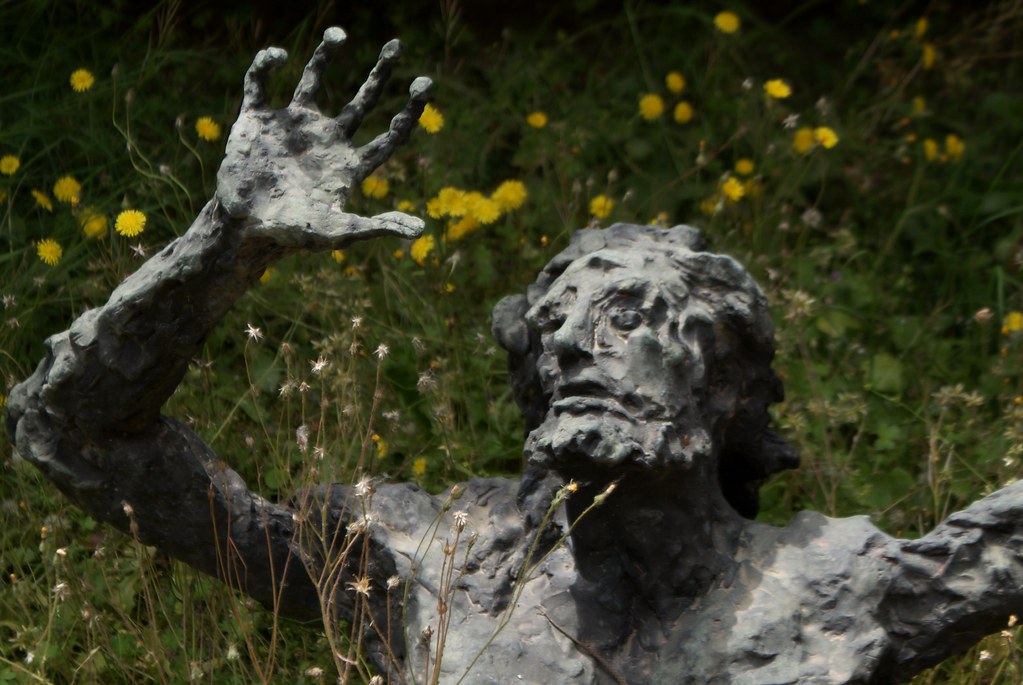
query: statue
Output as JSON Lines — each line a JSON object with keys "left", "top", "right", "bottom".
{"left": 8, "top": 28, "right": 1023, "bottom": 685}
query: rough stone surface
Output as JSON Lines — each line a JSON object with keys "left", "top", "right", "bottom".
{"left": 8, "top": 28, "right": 1023, "bottom": 685}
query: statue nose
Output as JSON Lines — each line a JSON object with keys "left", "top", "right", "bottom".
{"left": 549, "top": 311, "right": 592, "bottom": 362}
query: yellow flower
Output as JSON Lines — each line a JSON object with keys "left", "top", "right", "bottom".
{"left": 37, "top": 238, "right": 62, "bottom": 266}
{"left": 922, "top": 43, "right": 936, "bottom": 69}
{"left": 397, "top": 199, "right": 416, "bottom": 213}
{"left": 361, "top": 175, "right": 390, "bottom": 199}
{"left": 720, "top": 177, "right": 745, "bottom": 203}
{"left": 673, "top": 101, "right": 694, "bottom": 124}
{"left": 69, "top": 68, "right": 95, "bottom": 92}
{"left": 195, "top": 117, "right": 221, "bottom": 142}
{"left": 923, "top": 138, "right": 938, "bottom": 161}
{"left": 0, "top": 155, "right": 20, "bottom": 175}
{"left": 665, "top": 71, "right": 685, "bottom": 94}
{"left": 259, "top": 268, "right": 275, "bottom": 284}
{"left": 714, "top": 11, "right": 740, "bottom": 34}
{"left": 410, "top": 234, "right": 436, "bottom": 265}
{"left": 915, "top": 17, "right": 928, "bottom": 39}
{"left": 80, "top": 208, "right": 108, "bottom": 239}
{"left": 446, "top": 215, "right": 480, "bottom": 242}
{"left": 375, "top": 437, "right": 388, "bottom": 459}
{"left": 912, "top": 96, "right": 926, "bottom": 116}
{"left": 412, "top": 457, "right": 427, "bottom": 476}
{"left": 1004, "top": 311, "right": 1023, "bottom": 333}
{"left": 418, "top": 103, "right": 444, "bottom": 133}
{"left": 590, "top": 195, "right": 614, "bottom": 219}
{"left": 743, "top": 178, "right": 763, "bottom": 199}
{"left": 332, "top": 249, "right": 345, "bottom": 264}
{"left": 764, "top": 79, "right": 792, "bottom": 100}
{"left": 0, "top": 394, "right": 5, "bottom": 408}
{"left": 491, "top": 180, "right": 528, "bottom": 211}
{"left": 433, "top": 187, "right": 468, "bottom": 218}
{"left": 32, "top": 190, "right": 54, "bottom": 212}
{"left": 793, "top": 127, "right": 816, "bottom": 154}
{"left": 466, "top": 192, "right": 501, "bottom": 224}
{"left": 527, "top": 111, "right": 548, "bottom": 128}
{"left": 53, "top": 176, "right": 81, "bottom": 204}
{"left": 639, "top": 94, "right": 665, "bottom": 120}
{"left": 115, "top": 209, "right": 147, "bottom": 237}
{"left": 734, "top": 158, "right": 754, "bottom": 176}
{"left": 813, "top": 127, "right": 839, "bottom": 149}
{"left": 444, "top": 282, "right": 455, "bottom": 293}
{"left": 945, "top": 134, "right": 965, "bottom": 162}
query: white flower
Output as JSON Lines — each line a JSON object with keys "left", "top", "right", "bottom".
{"left": 354, "top": 477, "right": 375, "bottom": 499}
{"left": 130, "top": 243, "right": 146, "bottom": 258}
{"left": 310, "top": 355, "right": 329, "bottom": 374}
{"left": 453, "top": 510, "right": 469, "bottom": 533}
{"left": 296, "top": 425, "right": 310, "bottom": 453}
{"left": 783, "top": 113, "right": 800, "bottom": 129}
{"left": 226, "top": 644, "right": 240, "bottom": 662}
{"left": 53, "top": 581, "right": 70, "bottom": 602}
{"left": 375, "top": 343, "right": 390, "bottom": 360}
{"left": 245, "top": 323, "right": 264, "bottom": 342}
{"left": 386, "top": 575, "right": 401, "bottom": 590}
{"left": 304, "top": 666, "right": 325, "bottom": 677}
{"left": 351, "top": 316, "right": 362, "bottom": 329}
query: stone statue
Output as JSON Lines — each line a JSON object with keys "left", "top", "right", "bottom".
{"left": 8, "top": 28, "right": 1023, "bottom": 685}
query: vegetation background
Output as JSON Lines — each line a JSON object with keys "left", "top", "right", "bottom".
{"left": 2, "top": 0, "right": 1023, "bottom": 682}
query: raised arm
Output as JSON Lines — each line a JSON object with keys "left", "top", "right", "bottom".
{"left": 5, "top": 27, "right": 428, "bottom": 650}
{"left": 882, "top": 479, "right": 1023, "bottom": 680}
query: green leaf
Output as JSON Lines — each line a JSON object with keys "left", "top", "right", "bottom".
{"left": 864, "top": 353, "right": 904, "bottom": 395}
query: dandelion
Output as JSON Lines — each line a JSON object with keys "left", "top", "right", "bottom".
{"left": 51, "top": 177, "right": 81, "bottom": 205}
{"left": 194, "top": 116, "right": 221, "bottom": 142}
{"left": 814, "top": 127, "right": 839, "bottom": 149}
{"left": 1003, "top": 311, "right": 1023, "bottom": 333}
{"left": 410, "top": 234, "right": 435, "bottom": 265}
{"left": 923, "top": 138, "right": 938, "bottom": 161}
{"left": 720, "top": 177, "right": 745, "bottom": 203}
{"left": 922, "top": 43, "right": 936, "bottom": 69}
{"left": 412, "top": 457, "right": 427, "bottom": 476}
{"left": 37, "top": 239, "right": 62, "bottom": 266}
{"left": 69, "top": 68, "right": 95, "bottom": 92}
{"left": 590, "top": 194, "right": 614, "bottom": 219}
{"left": 259, "top": 268, "right": 274, "bottom": 284}
{"left": 361, "top": 175, "right": 390, "bottom": 199}
{"left": 0, "top": 155, "right": 20, "bottom": 175}
{"left": 430, "top": 187, "right": 467, "bottom": 218}
{"left": 527, "top": 111, "right": 548, "bottom": 128}
{"left": 32, "top": 190, "right": 54, "bottom": 212}
{"left": 418, "top": 103, "right": 444, "bottom": 133}
{"left": 665, "top": 71, "right": 685, "bottom": 93}
{"left": 673, "top": 101, "right": 694, "bottom": 124}
{"left": 945, "top": 134, "right": 965, "bottom": 162}
{"left": 397, "top": 199, "right": 415, "bottom": 213}
{"left": 491, "top": 180, "right": 528, "bottom": 211}
{"left": 115, "top": 209, "right": 146, "bottom": 237}
{"left": 332, "top": 249, "right": 345, "bottom": 264}
{"left": 639, "top": 94, "right": 665, "bottom": 120}
{"left": 735, "top": 158, "right": 754, "bottom": 176}
{"left": 465, "top": 193, "right": 501, "bottom": 224}
{"left": 714, "top": 11, "right": 740, "bottom": 34}
{"left": 446, "top": 215, "right": 479, "bottom": 242}
{"left": 764, "top": 79, "right": 792, "bottom": 100}
{"left": 245, "top": 323, "right": 263, "bottom": 342}
{"left": 793, "top": 128, "right": 815, "bottom": 154}
{"left": 915, "top": 17, "right": 928, "bottom": 39}
{"left": 80, "top": 208, "right": 108, "bottom": 239}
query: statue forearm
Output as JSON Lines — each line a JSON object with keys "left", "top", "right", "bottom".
{"left": 884, "top": 480, "right": 1023, "bottom": 679}
{"left": 30, "top": 198, "right": 281, "bottom": 436}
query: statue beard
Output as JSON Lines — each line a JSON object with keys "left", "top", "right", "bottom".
{"left": 523, "top": 396, "right": 713, "bottom": 477}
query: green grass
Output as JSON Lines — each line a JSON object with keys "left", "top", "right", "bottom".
{"left": 3, "top": 0, "right": 1023, "bottom": 682}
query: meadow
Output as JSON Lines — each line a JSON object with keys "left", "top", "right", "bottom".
{"left": 2, "top": 0, "right": 1023, "bottom": 682}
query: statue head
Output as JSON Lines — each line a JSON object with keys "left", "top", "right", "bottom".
{"left": 493, "top": 224, "right": 798, "bottom": 517}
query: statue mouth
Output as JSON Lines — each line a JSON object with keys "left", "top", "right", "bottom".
{"left": 552, "top": 395, "right": 638, "bottom": 422}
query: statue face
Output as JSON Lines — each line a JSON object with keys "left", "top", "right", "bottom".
{"left": 523, "top": 249, "right": 727, "bottom": 475}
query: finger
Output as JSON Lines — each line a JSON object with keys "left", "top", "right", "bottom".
{"left": 246, "top": 211, "right": 424, "bottom": 249}
{"left": 291, "top": 26, "right": 347, "bottom": 109}
{"left": 356, "top": 77, "right": 432, "bottom": 176}
{"left": 337, "top": 39, "right": 404, "bottom": 137}
{"left": 242, "top": 47, "right": 289, "bottom": 111}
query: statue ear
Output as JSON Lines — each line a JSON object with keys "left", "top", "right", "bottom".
{"left": 491, "top": 295, "right": 530, "bottom": 354}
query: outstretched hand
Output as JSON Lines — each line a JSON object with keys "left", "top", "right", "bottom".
{"left": 216, "top": 27, "right": 431, "bottom": 249}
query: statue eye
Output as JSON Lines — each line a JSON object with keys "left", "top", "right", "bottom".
{"left": 609, "top": 307, "right": 643, "bottom": 331}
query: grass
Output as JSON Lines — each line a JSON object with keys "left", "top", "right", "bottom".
{"left": 3, "top": 0, "right": 1023, "bottom": 682}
